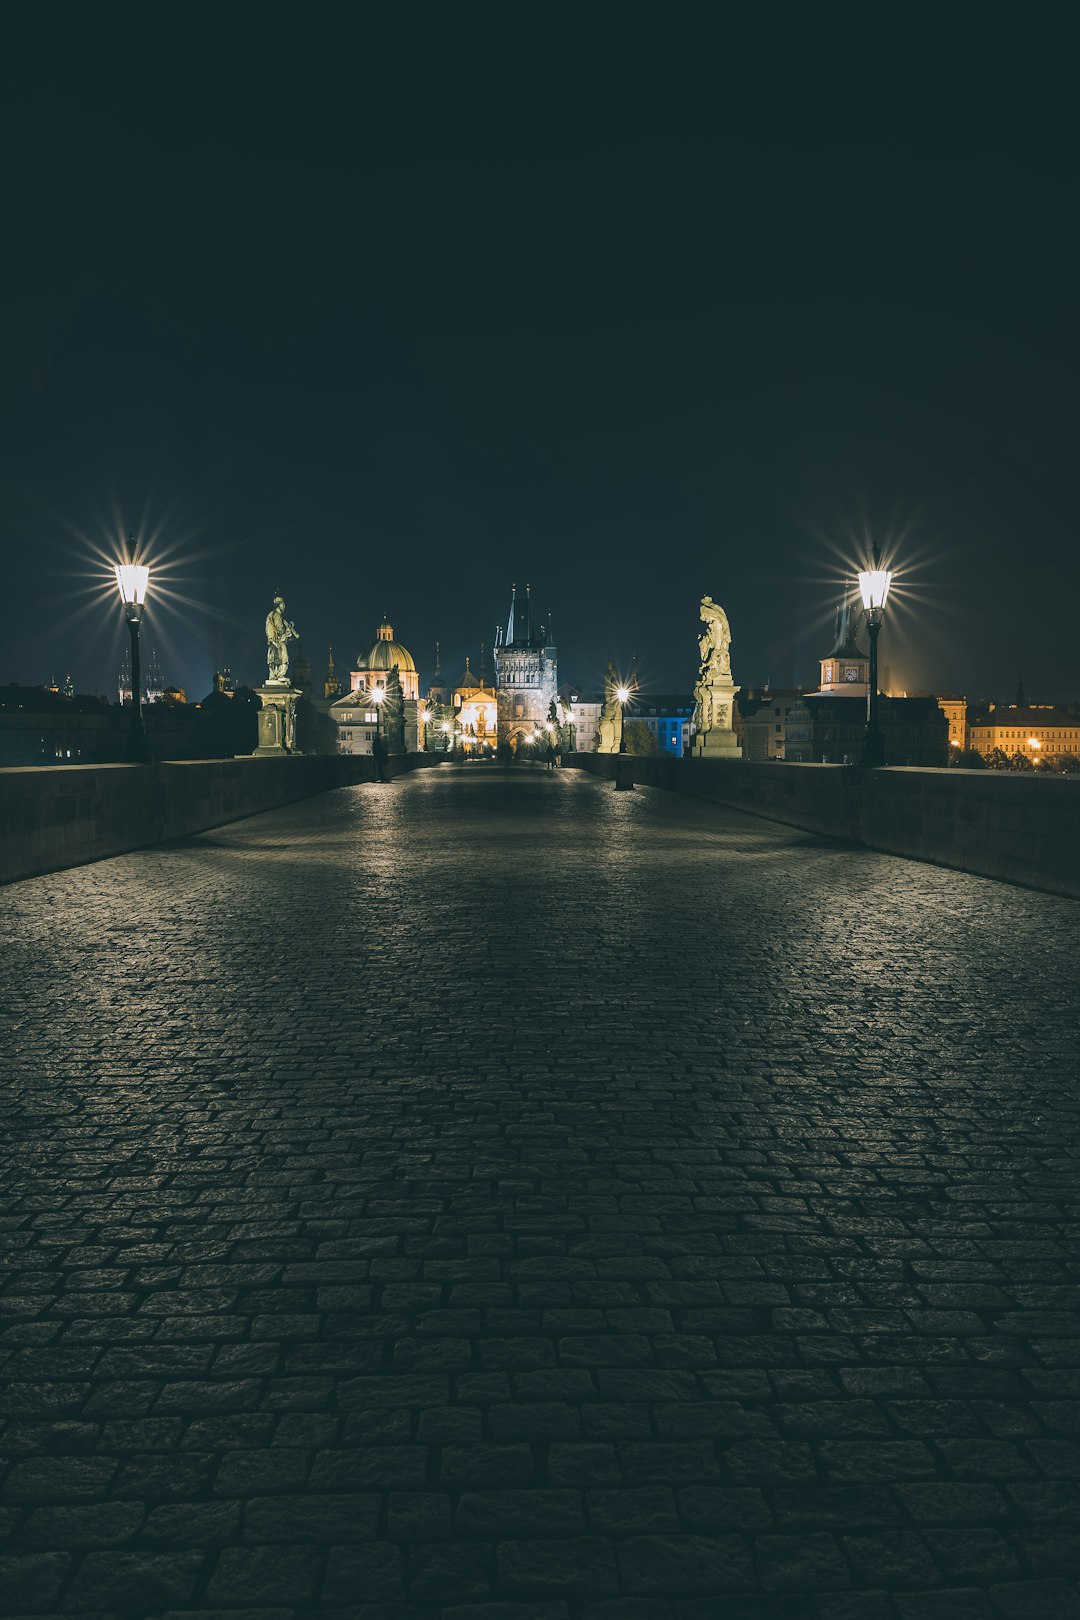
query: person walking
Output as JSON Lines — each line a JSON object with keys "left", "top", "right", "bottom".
{"left": 546, "top": 741, "right": 556, "bottom": 770}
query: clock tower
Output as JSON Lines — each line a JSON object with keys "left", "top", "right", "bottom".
{"left": 818, "top": 601, "right": 869, "bottom": 697}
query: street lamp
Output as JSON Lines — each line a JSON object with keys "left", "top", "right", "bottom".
{"left": 370, "top": 687, "right": 387, "bottom": 780}
{"left": 857, "top": 546, "right": 892, "bottom": 767}
{"left": 616, "top": 685, "right": 630, "bottom": 753}
{"left": 560, "top": 700, "right": 576, "bottom": 753}
{"left": 114, "top": 551, "right": 149, "bottom": 762}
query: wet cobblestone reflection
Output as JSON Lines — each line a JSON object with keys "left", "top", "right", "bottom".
{"left": 2, "top": 764, "right": 1079, "bottom": 1617}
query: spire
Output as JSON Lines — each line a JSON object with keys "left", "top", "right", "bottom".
{"left": 324, "top": 644, "right": 339, "bottom": 699}
{"left": 434, "top": 640, "right": 443, "bottom": 679}
{"left": 827, "top": 599, "right": 865, "bottom": 657}
{"left": 519, "top": 582, "right": 533, "bottom": 648}
{"left": 505, "top": 583, "right": 516, "bottom": 648}
{"left": 547, "top": 610, "right": 555, "bottom": 647}
{"left": 479, "top": 643, "right": 487, "bottom": 685}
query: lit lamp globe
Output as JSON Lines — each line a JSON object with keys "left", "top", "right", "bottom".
{"left": 856, "top": 546, "right": 892, "bottom": 767}
{"left": 114, "top": 558, "right": 150, "bottom": 763}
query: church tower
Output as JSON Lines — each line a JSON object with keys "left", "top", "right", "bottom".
{"left": 493, "top": 583, "right": 558, "bottom": 747}
{"left": 818, "top": 601, "right": 869, "bottom": 697}
{"left": 429, "top": 641, "right": 448, "bottom": 706}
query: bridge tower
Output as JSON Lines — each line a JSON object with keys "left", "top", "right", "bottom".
{"left": 493, "top": 583, "right": 558, "bottom": 750}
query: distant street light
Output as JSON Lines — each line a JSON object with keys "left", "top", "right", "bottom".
{"left": 371, "top": 687, "right": 386, "bottom": 781}
{"left": 616, "top": 685, "right": 630, "bottom": 754}
{"left": 559, "top": 700, "right": 576, "bottom": 753}
{"left": 857, "top": 547, "right": 892, "bottom": 767}
{"left": 114, "top": 550, "right": 149, "bottom": 763}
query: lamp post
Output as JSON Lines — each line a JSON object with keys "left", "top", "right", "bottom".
{"left": 616, "top": 685, "right": 630, "bottom": 753}
{"left": 560, "top": 700, "right": 576, "bottom": 754}
{"left": 114, "top": 553, "right": 150, "bottom": 763}
{"left": 857, "top": 547, "right": 892, "bottom": 767}
{"left": 370, "top": 686, "right": 386, "bottom": 779}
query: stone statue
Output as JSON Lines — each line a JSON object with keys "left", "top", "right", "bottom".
{"left": 252, "top": 593, "right": 302, "bottom": 756}
{"left": 697, "top": 596, "right": 732, "bottom": 677}
{"left": 692, "top": 594, "right": 741, "bottom": 758}
{"left": 383, "top": 666, "right": 406, "bottom": 755}
{"left": 597, "top": 661, "right": 622, "bottom": 754}
{"left": 265, "top": 594, "right": 299, "bottom": 684}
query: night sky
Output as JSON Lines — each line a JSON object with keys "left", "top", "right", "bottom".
{"left": 2, "top": 5, "right": 1077, "bottom": 704}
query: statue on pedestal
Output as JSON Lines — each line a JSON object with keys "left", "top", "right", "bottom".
{"left": 597, "top": 661, "right": 622, "bottom": 754}
{"left": 250, "top": 593, "right": 302, "bottom": 756}
{"left": 383, "top": 667, "right": 406, "bottom": 755}
{"left": 692, "top": 595, "right": 741, "bottom": 759}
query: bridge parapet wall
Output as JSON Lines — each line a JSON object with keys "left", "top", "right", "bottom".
{"left": 0, "top": 754, "right": 438, "bottom": 885}
{"left": 568, "top": 753, "right": 1080, "bottom": 898}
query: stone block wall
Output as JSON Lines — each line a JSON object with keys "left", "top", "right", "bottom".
{"left": 0, "top": 754, "right": 439, "bottom": 885}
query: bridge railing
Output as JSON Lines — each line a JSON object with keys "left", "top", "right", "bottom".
{"left": 0, "top": 754, "right": 440, "bottom": 885}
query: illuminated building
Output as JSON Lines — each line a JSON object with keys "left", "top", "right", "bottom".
{"left": 630, "top": 694, "right": 697, "bottom": 757}
{"left": 349, "top": 618, "right": 420, "bottom": 700}
{"left": 331, "top": 618, "right": 420, "bottom": 754}
{"left": 493, "top": 584, "right": 558, "bottom": 750}
{"left": 558, "top": 685, "right": 601, "bottom": 753}
{"left": 968, "top": 705, "right": 1080, "bottom": 764}
{"left": 452, "top": 657, "right": 497, "bottom": 752}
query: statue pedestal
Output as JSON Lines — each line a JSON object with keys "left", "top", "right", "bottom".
{"left": 597, "top": 717, "right": 620, "bottom": 755}
{"left": 691, "top": 678, "right": 742, "bottom": 760}
{"left": 252, "top": 683, "right": 301, "bottom": 756}
{"left": 693, "top": 730, "right": 742, "bottom": 759}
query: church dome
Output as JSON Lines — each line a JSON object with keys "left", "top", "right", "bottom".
{"left": 358, "top": 619, "right": 417, "bottom": 675}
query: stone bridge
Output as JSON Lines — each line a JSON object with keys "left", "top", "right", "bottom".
{"left": 2, "top": 763, "right": 1078, "bottom": 1616}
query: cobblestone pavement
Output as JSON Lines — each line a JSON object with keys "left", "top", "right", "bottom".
{"left": 2, "top": 762, "right": 1080, "bottom": 1620}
